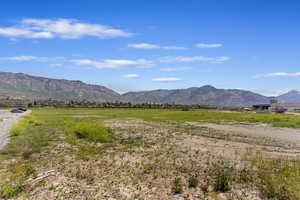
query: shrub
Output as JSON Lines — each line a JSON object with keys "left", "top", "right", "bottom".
{"left": 238, "top": 168, "right": 253, "bottom": 184}
{"left": 73, "top": 122, "right": 114, "bottom": 143}
{"left": 10, "top": 123, "right": 26, "bottom": 136}
{"left": 0, "top": 182, "right": 24, "bottom": 199}
{"left": 24, "top": 115, "right": 44, "bottom": 126}
{"left": 172, "top": 177, "right": 183, "bottom": 194}
{"left": 4, "top": 115, "right": 50, "bottom": 157}
{"left": 0, "top": 163, "right": 36, "bottom": 199}
{"left": 210, "top": 160, "right": 234, "bottom": 192}
{"left": 10, "top": 115, "right": 44, "bottom": 136}
{"left": 251, "top": 154, "right": 300, "bottom": 200}
{"left": 21, "top": 150, "right": 33, "bottom": 160}
{"left": 188, "top": 175, "right": 199, "bottom": 188}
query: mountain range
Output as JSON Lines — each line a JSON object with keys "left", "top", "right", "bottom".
{"left": 278, "top": 90, "right": 300, "bottom": 103}
{"left": 122, "top": 86, "right": 270, "bottom": 107}
{"left": 0, "top": 72, "right": 298, "bottom": 107}
{"left": 0, "top": 72, "right": 120, "bottom": 102}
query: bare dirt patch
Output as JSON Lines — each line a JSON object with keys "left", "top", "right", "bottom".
{"left": 187, "top": 122, "right": 300, "bottom": 149}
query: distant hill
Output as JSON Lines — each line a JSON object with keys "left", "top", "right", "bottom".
{"left": 0, "top": 72, "right": 120, "bottom": 102}
{"left": 278, "top": 90, "right": 300, "bottom": 103}
{"left": 122, "top": 85, "right": 270, "bottom": 107}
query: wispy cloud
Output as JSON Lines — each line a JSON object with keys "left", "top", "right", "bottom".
{"left": 254, "top": 72, "right": 300, "bottom": 79}
{"left": 196, "top": 43, "right": 222, "bottom": 48}
{"left": 128, "top": 43, "right": 187, "bottom": 50}
{"left": 159, "top": 56, "right": 230, "bottom": 63}
{"left": 0, "top": 27, "right": 53, "bottom": 39}
{"left": 0, "top": 18, "right": 132, "bottom": 39}
{"left": 71, "top": 58, "right": 153, "bottom": 69}
{"left": 122, "top": 74, "right": 140, "bottom": 78}
{"left": 160, "top": 67, "right": 192, "bottom": 72}
{"left": 0, "top": 56, "right": 49, "bottom": 62}
{"left": 128, "top": 43, "right": 159, "bottom": 49}
{"left": 50, "top": 63, "right": 63, "bottom": 67}
{"left": 211, "top": 56, "right": 231, "bottom": 63}
{"left": 152, "top": 77, "right": 182, "bottom": 82}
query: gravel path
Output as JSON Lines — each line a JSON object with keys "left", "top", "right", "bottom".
{"left": 188, "top": 122, "right": 300, "bottom": 148}
{"left": 0, "top": 110, "right": 31, "bottom": 149}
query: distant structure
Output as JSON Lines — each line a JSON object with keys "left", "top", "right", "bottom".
{"left": 269, "top": 96, "right": 300, "bottom": 111}
{"left": 252, "top": 104, "right": 271, "bottom": 111}
{"left": 252, "top": 97, "right": 277, "bottom": 111}
{"left": 271, "top": 103, "right": 300, "bottom": 111}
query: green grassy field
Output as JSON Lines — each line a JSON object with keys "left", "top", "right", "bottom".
{"left": 33, "top": 108, "right": 300, "bottom": 128}
{"left": 1, "top": 108, "right": 300, "bottom": 200}
{"left": 5, "top": 107, "right": 300, "bottom": 159}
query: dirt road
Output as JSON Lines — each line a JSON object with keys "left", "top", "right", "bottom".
{"left": 0, "top": 110, "right": 31, "bottom": 149}
{"left": 188, "top": 122, "right": 300, "bottom": 148}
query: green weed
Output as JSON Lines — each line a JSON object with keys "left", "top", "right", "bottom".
{"left": 172, "top": 177, "right": 183, "bottom": 194}
{"left": 210, "top": 160, "right": 234, "bottom": 192}
{"left": 251, "top": 153, "right": 300, "bottom": 200}
{"left": 188, "top": 175, "right": 199, "bottom": 188}
{"left": 73, "top": 121, "right": 114, "bottom": 143}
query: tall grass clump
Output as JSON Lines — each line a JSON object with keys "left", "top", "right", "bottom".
{"left": 2, "top": 114, "right": 51, "bottom": 158}
{"left": 10, "top": 115, "right": 44, "bottom": 136}
{"left": 251, "top": 153, "right": 300, "bottom": 200}
{"left": 10, "top": 122, "right": 27, "bottom": 137}
{"left": 0, "top": 162, "right": 36, "bottom": 198}
{"left": 172, "top": 177, "right": 183, "bottom": 194}
{"left": 73, "top": 122, "right": 114, "bottom": 143}
{"left": 209, "top": 160, "right": 234, "bottom": 192}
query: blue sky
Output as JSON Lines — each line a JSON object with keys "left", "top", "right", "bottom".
{"left": 0, "top": 0, "right": 300, "bottom": 95}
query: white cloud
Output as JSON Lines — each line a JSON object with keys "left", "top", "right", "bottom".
{"left": 0, "top": 56, "right": 48, "bottom": 62}
{"left": 71, "top": 58, "right": 153, "bottom": 69}
{"left": 254, "top": 72, "right": 300, "bottom": 79}
{"left": 162, "top": 46, "right": 187, "bottom": 50}
{"left": 0, "top": 27, "right": 53, "bottom": 39}
{"left": 160, "top": 67, "right": 193, "bottom": 72}
{"left": 128, "top": 43, "right": 187, "bottom": 50}
{"left": 152, "top": 77, "right": 182, "bottom": 82}
{"left": 122, "top": 74, "right": 140, "bottom": 78}
{"left": 50, "top": 63, "right": 63, "bottom": 67}
{"left": 128, "top": 43, "right": 160, "bottom": 49}
{"left": 0, "top": 18, "right": 131, "bottom": 39}
{"left": 159, "top": 56, "right": 231, "bottom": 63}
{"left": 196, "top": 43, "right": 222, "bottom": 48}
{"left": 212, "top": 56, "right": 231, "bottom": 63}
{"left": 0, "top": 56, "right": 36, "bottom": 61}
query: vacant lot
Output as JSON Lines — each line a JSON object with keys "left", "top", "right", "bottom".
{"left": 0, "top": 108, "right": 299, "bottom": 200}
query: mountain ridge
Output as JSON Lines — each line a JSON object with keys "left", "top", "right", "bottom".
{"left": 278, "top": 90, "right": 300, "bottom": 103}
{"left": 122, "top": 85, "right": 270, "bottom": 107}
{"left": 0, "top": 72, "right": 120, "bottom": 102}
{"left": 0, "top": 71, "right": 298, "bottom": 107}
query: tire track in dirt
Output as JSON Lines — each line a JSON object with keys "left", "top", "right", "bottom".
{"left": 187, "top": 122, "right": 300, "bottom": 149}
